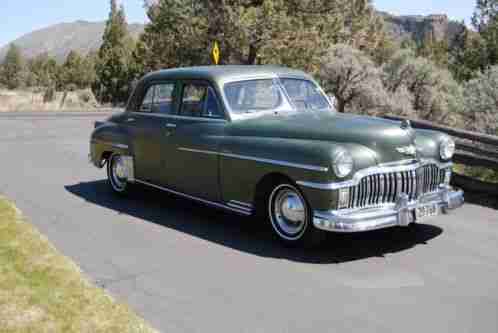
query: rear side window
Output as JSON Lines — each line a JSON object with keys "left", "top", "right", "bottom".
{"left": 180, "top": 83, "right": 223, "bottom": 118}
{"left": 139, "top": 83, "right": 176, "bottom": 114}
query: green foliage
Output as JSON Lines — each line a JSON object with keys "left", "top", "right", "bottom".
{"left": 1, "top": 44, "right": 26, "bottom": 89}
{"left": 137, "top": 0, "right": 392, "bottom": 74}
{"left": 472, "top": 0, "right": 498, "bottom": 66}
{"left": 417, "top": 35, "right": 450, "bottom": 68}
{"left": 27, "top": 53, "right": 59, "bottom": 88}
{"left": 449, "top": 26, "right": 489, "bottom": 82}
{"left": 95, "top": 0, "right": 135, "bottom": 104}
{"left": 59, "top": 50, "right": 96, "bottom": 90}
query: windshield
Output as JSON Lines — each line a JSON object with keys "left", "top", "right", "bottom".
{"left": 223, "top": 78, "right": 331, "bottom": 114}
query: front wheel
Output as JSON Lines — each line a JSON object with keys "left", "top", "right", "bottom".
{"left": 107, "top": 153, "right": 131, "bottom": 195}
{"left": 267, "top": 183, "right": 326, "bottom": 247}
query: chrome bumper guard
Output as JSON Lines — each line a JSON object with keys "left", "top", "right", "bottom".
{"left": 313, "top": 185, "right": 464, "bottom": 233}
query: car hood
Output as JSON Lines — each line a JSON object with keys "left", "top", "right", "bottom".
{"left": 227, "top": 110, "right": 420, "bottom": 163}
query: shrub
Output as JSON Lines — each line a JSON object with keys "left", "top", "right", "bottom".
{"left": 463, "top": 65, "right": 498, "bottom": 135}
{"left": 382, "top": 49, "right": 464, "bottom": 126}
{"left": 317, "top": 44, "right": 390, "bottom": 114}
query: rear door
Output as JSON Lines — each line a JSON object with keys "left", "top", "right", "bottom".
{"left": 161, "top": 80, "right": 227, "bottom": 202}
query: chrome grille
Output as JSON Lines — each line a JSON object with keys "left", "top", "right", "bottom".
{"left": 348, "top": 164, "right": 445, "bottom": 209}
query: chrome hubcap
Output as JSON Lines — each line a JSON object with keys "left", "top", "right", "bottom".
{"left": 111, "top": 155, "right": 127, "bottom": 190}
{"left": 271, "top": 186, "right": 307, "bottom": 239}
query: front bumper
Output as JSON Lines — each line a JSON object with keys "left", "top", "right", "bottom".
{"left": 313, "top": 185, "right": 464, "bottom": 233}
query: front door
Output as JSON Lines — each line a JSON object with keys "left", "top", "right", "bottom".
{"left": 161, "top": 81, "right": 227, "bottom": 202}
{"left": 128, "top": 81, "right": 177, "bottom": 184}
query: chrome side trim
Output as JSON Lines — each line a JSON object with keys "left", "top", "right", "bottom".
{"left": 178, "top": 147, "right": 219, "bottom": 155}
{"left": 134, "top": 179, "right": 252, "bottom": 216}
{"left": 229, "top": 200, "right": 253, "bottom": 208}
{"left": 177, "top": 147, "right": 329, "bottom": 172}
{"left": 221, "top": 152, "right": 329, "bottom": 172}
{"left": 227, "top": 200, "right": 253, "bottom": 212}
{"left": 297, "top": 159, "right": 452, "bottom": 190}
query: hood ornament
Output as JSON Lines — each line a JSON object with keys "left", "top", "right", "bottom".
{"left": 401, "top": 119, "right": 412, "bottom": 130}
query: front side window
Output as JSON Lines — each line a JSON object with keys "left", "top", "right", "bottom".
{"left": 224, "top": 79, "right": 285, "bottom": 114}
{"left": 181, "top": 83, "right": 223, "bottom": 118}
{"left": 280, "top": 78, "right": 330, "bottom": 110}
{"left": 223, "top": 78, "right": 331, "bottom": 115}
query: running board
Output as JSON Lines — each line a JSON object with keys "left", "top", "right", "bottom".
{"left": 134, "top": 179, "right": 253, "bottom": 216}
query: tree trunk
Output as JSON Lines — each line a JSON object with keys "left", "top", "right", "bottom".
{"left": 336, "top": 98, "right": 346, "bottom": 113}
{"left": 246, "top": 44, "right": 258, "bottom": 65}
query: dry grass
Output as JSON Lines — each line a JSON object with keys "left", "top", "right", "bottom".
{"left": 0, "top": 89, "right": 99, "bottom": 112}
{"left": 0, "top": 197, "right": 157, "bottom": 333}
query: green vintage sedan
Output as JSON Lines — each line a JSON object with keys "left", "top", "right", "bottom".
{"left": 89, "top": 66, "right": 464, "bottom": 246}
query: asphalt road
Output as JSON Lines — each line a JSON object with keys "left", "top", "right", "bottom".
{"left": 1, "top": 112, "right": 498, "bottom": 333}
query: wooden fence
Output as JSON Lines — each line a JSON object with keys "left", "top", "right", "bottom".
{"left": 383, "top": 115, "right": 498, "bottom": 195}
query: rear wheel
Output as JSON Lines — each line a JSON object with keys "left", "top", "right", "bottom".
{"left": 267, "top": 182, "right": 326, "bottom": 247}
{"left": 107, "top": 153, "right": 131, "bottom": 195}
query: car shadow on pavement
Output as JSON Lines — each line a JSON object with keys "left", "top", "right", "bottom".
{"left": 65, "top": 180, "right": 443, "bottom": 264}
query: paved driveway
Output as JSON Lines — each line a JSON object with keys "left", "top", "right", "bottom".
{"left": 1, "top": 113, "right": 498, "bottom": 332}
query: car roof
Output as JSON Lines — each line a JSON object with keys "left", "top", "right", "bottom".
{"left": 142, "top": 65, "right": 313, "bottom": 85}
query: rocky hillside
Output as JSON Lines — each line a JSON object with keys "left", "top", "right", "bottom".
{"left": 0, "top": 13, "right": 463, "bottom": 62}
{"left": 0, "top": 20, "right": 144, "bottom": 62}
{"left": 381, "top": 12, "right": 463, "bottom": 44}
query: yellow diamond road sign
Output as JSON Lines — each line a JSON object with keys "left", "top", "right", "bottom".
{"left": 212, "top": 41, "right": 220, "bottom": 65}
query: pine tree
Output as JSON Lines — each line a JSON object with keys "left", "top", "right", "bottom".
{"left": 472, "top": 0, "right": 498, "bottom": 66}
{"left": 449, "top": 25, "right": 488, "bottom": 81}
{"left": 96, "top": 0, "right": 134, "bottom": 104}
{"left": 1, "top": 44, "right": 26, "bottom": 89}
{"left": 139, "top": 0, "right": 349, "bottom": 72}
{"left": 27, "top": 53, "right": 59, "bottom": 88}
{"left": 59, "top": 50, "right": 96, "bottom": 90}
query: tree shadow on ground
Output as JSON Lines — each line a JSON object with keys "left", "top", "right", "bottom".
{"left": 65, "top": 180, "right": 443, "bottom": 264}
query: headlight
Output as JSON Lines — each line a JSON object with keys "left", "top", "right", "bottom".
{"left": 332, "top": 149, "right": 353, "bottom": 178}
{"left": 440, "top": 137, "right": 455, "bottom": 160}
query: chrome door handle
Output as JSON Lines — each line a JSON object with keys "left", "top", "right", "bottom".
{"left": 165, "top": 123, "right": 177, "bottom": 129}
{"left": 125, "top": 117, "right": 135, "bottom": 122}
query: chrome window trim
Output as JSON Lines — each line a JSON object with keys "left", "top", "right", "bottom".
{"left": 177, "top": 147, "right": 329, "bottom": 172}
{"left": 135, "top": 179, "right": 252, "bottom": 216}
{"left": 129, "top": 112, "right": 228, "bottom": 123}
{"left": 297, "top": 159, "right": 453, "bottom": 190}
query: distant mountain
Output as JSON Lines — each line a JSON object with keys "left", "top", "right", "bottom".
{"left": 0, "top": 13, "right": 463, "bottom": 63}
{"left": 0, "top": 20, "right": 144, "bottom": 62}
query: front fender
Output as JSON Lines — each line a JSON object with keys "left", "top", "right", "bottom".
{"left": 90, "top": 123, "right": 131, "bottom": 167}
{"left": 219, "top": 137, "right": 377, "bottom": 211}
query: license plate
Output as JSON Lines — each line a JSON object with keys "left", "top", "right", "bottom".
{"left": 415, "top": 203, "right": 439, "bottom": 221}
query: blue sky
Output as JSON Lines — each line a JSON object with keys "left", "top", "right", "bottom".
{"left": 0, "top": 0, "right": 476, "bottom": 48}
